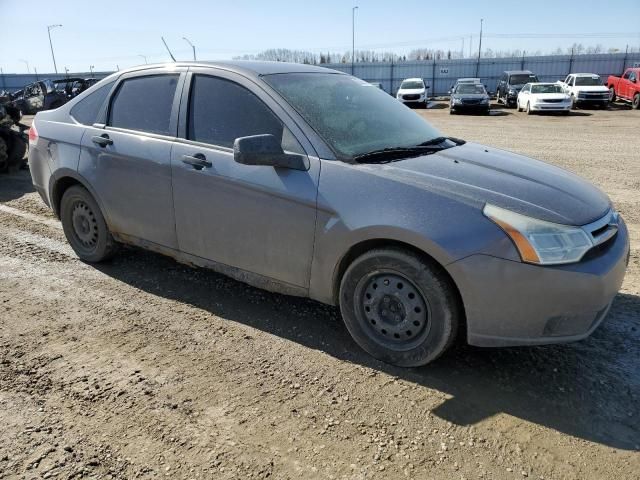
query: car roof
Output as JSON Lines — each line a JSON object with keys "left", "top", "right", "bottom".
{"left": 504, "top": 70, "right": 534, "bottom": 75}
{"left": 571, "top": 73, "right": 600, "bottom": 77}
{"left": 113, "top": 60, "right": 344, "bottom": 79}
{"left": 401, "top": 77, "right": 423, "bottom": 82}
{"left": 528, "top": 82, "right": 559, "bottom": 86}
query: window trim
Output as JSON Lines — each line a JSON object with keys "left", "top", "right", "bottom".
{"left": 103, "top": 68, "right": 186, "bottom": 139}
{"left": 176, "top": 67, "right": 321, "bottom": 159}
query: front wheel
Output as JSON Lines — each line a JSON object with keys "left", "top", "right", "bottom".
{"left": 609, "top": 87, "right": 616, "bottom": 103}
{"left": 339, "top": 248, "right": 460, "bottom": 367}
{"left": 516, "top": 100, "right": 522, "bottom": 112}
{"left": 633, "top": 94, "right": 640, "bottom": 110}
{"left": 526, "top": 102, "right": 532, "bottom": 115}
{"left": 60, "top": 185, "right": 118, "bottom": 262}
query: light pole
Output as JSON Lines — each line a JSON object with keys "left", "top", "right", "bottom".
{"left": 475, "top": 18, "right": 483, "bottom": 77}
{"left": 19, "top": 59, "right": 30, "bottom": 74}
{"left": 183, "top": 37, "right": 196, "bottom": 61}
{"left": 89, "top": 65, "right": 94, "bottom": 77}
{"left": 137, "top": 54, "right": 148, "bottom": 64}
{"left": 47, "top": 24, "right": 62, "bottom": 74}
{"left": 352, "top": 6, "right": 358, "bottom": 75}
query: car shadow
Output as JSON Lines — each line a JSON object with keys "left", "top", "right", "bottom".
{"left": 94, "top": 247, "right": 640, "bottom": 451}
{"left": 0, "top": 168, "right": 34, "bottom": 203}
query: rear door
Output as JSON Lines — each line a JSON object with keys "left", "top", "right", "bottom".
{"left": 78, "top": 68, "right": 186, "bottom": 249}
{"left": 171, "top": 69, "right": 320, "bottom": 288}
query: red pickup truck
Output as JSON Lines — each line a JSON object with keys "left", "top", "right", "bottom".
{"left": 607, "top": 67, "right": 640, "bottom": 109}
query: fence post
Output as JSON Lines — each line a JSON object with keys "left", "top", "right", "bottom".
{"left": 431, "top": 59, "right": 436, "bottom": 98}
{"left": 568, "top": 48, "right": 574, "bottom": 76}
{"left": 390, "top": 58, "right": 394, "bottom": 95}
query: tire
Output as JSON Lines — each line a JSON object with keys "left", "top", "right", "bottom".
{"left": 516, "top": 100, "right": 522, "bottom": 112}
{"left": 526, "top": 102, "right": 532, "bottom": 115}
{"left": 570, "top": 95, "right": 577, "bottom": 110}
{"left": 60, "top": 185, "right": 118, "bottom": 262}
{"left": 609, "top": 87, "right": 616, "bottom": 103}
{"left": 633, "top": 94, "right": 640, "bottom": 110}
{"left": 449, "top": 108, "right": 455, "bottom": 115}
{"left": 339, "top": 248, "right": 460, "bottom": 367}
{"left": 7, "top": 134, "right": 26, "bottom": 172}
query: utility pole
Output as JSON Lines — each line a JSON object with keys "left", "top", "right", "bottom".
{"left": 477, "top": 19, "right": 483, "bottom": 60}
{"left": 47, "top": 24, "right": 62, "bottom": 74}
{"left": 90, "top": 65, "right": 94, "bottom": 77}
{"left": 469, "top": 35, "right": 472, "bottom": 58}
{"left": 352, "top": 6, "right": 358, "bottom": 75}
{"left": 34, "top": 67, "right": 39, "bottom": 81}
{"left": 461, "top": 37, "right": 465, "bottom": 59}
{"left": 183, "top": 37, "right": 196, "bottom": 61}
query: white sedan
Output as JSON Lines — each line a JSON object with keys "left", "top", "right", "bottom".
{"left": 517, "top": 83, "right": 572, "bottom": 114}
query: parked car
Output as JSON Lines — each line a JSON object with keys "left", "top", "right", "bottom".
{"left": 496, "top": 70, "right": 539, "bottom": 108}
{"left": 557, "top": 73, "right": 609, "bottom": 109}
{"left": 517, "top": 83, "right": 571, "bottom": 114}
{"left": 53, "top": 77, "right": 95, "bottom": 100}
{"left": 29, "top": 62, "right": 629, "bottom": 367}
{"left": 396, "top": 78, "right": 428, "bottom": 107}
{"left": 449, "top": 83, "right": 490, "bottom": 115}
{"left": 11, "top": 80, "right": 68, "bottom": 115}
{"left": 607, "top": 68, "right": 640, "bottom": 109}
{"left": 368, "top": 82, "right": 384, "bottom": 90}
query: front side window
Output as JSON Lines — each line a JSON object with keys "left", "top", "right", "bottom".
{"left": 70, "top": 80, "right": 115, "bottom": 125}
{"left": 630, "top": 72, "right": 637, "bottom": 83}
{"left": 187, "top": 75, "right": 301, "bottom": 153}
{"left": 109, "top": 75, "right": 179, "bottom": 135}
{"left": 263, "top": 73, "right": 443, "bottom": 160}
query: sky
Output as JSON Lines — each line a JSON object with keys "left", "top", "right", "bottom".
{"left": 0, "top": 0, "right": 639, "bottom": 74}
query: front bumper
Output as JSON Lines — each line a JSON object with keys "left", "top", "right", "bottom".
{"left": 530, "top": 102, "right": 572, "bottom": 112}
{"left": 451, "top": 102, "right": 490, "bottom": 112}
{"left": 447, "top": 218, "right": 629, "bottom": 347}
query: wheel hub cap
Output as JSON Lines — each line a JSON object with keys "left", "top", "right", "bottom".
{"left": 360, "top": 273, "right": 429, "bottom": 347}
{"left": 71, "top": 201, "right": 98, "bottom": 248}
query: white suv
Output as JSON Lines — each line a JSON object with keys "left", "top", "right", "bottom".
{"left": 396, "top": 78, "right": 428, "bottom": 107}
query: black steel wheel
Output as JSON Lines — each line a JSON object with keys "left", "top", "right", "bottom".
{"left": 60, "top": 185, "right": 118, "bottom": 262}
{"left": 339, "top": 248, "right": 461, "bottom": 367}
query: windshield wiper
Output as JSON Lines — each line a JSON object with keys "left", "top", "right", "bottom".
{"left": 417, "top": 136, "right": 465, "bottom": 147}
{"left": 353, "top": 145, "right": 445, "bottom": 164}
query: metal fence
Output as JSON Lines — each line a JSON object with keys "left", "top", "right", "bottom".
{"left": 2, "top": 52, "right": 639, "bottom": 96}
{"left": 325, "top": 52, "right": 640, "bottom": 95}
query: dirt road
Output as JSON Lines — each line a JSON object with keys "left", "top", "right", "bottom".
{"left": 1, "top": 106, "right": 639, "bottom": 479}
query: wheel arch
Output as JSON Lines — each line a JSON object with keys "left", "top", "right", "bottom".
{"left": 331, "top": 238, "right": 467, "bottom": 341}
{"left": 49, "top": 169, "right": 110, "bottom": 226}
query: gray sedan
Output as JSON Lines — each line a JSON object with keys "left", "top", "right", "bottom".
{"left": 28, "top": 61, "right": 629, "bottom": 367}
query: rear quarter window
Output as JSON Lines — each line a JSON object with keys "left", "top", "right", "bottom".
{"left": 70, "top": 81, "right": 114, "bottom": 125}
{"left": 109, "top": 75, "right": 179, "bottom": 136}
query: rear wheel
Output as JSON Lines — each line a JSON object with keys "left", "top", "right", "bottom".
{"left": 60, "top": 185, "right": 118, "bottom": 262}
{"left": 339, "top": 248, "right": 460, "bottom": 367}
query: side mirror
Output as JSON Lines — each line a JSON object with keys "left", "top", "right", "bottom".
{"left": 233, "top": 134, "right": 308, "bottom": 171}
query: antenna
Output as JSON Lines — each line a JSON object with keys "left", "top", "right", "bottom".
{"left": 161, "top": 37, "right": 176, "bottom": 62}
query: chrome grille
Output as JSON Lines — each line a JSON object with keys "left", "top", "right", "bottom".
{"left": 583, "top": 210, "right": 619, "bottom": 248}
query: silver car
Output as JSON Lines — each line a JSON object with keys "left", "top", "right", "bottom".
{"left": 28, "top": 62, "right": 629, "bottom": 367}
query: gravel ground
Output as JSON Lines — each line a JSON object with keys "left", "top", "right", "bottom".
{"left": 0, "top": 104, "right": 638, "bottom": 480}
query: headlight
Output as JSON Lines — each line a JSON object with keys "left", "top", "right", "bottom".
{"left": 483, "top": 204, "right": 593, "bottom": 265}
{"left": 480, "top": 98, "right": 489, "bottom": 104}
{"left": 452, "top": 98, "right": 462, "bottom": 104}
{"left": 508, "top": 89, "right": 516, "bottom": 95}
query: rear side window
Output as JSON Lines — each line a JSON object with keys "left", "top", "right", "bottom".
{"left": 70, "top": 81, "right": 114, "bottom": 125}
{"left": 109, "top": 75, "right": 179, "bottom": 135}
{"left": 187, "top": 75, "right": 301, "bottom": 152}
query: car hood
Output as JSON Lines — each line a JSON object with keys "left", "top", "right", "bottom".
{"left": 530, "top": 93, "right": 569, "bottom": 101}
{"left": 398, "top": 88, "right": 425, "bottom": 94}
{"left": 361, "top": 142, "right": 610, "bottom": 225}
{"left": 452, "top": 93, "right": 488, "bottom": 100}
{"left": 575, "top": 85, "right": 609, "bottom": 93}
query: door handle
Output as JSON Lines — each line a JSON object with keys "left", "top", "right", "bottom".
{"left": 92, "top": 134, "right": 113, "bottom": 147}
{"left": 182, "top": 153, "right": 212, "bottom": 170}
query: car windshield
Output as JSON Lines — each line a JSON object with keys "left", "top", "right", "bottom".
{"left": 510, "top": 74, "right": 538, "bottom": 85}
{"left": 263, "top": 73, "right": 443, "bottom": 161}
{"left": 400, "top": 80, "right": 424, "bottom": 89}
{"left": 575, "top": 76, "right": 602, "bottom": 86}
{"left": 531, "top": 84, "right": 563, "bottom": 94}
{"left": 455, "top": 84, "right": 486, "bottom": 94}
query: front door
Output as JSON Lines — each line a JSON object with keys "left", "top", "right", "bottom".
{"left": 171, "top": 70, "right": 319, "bottom": 288}
{"left": 78, "top": 70, "right": 185, "bottom": 249}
